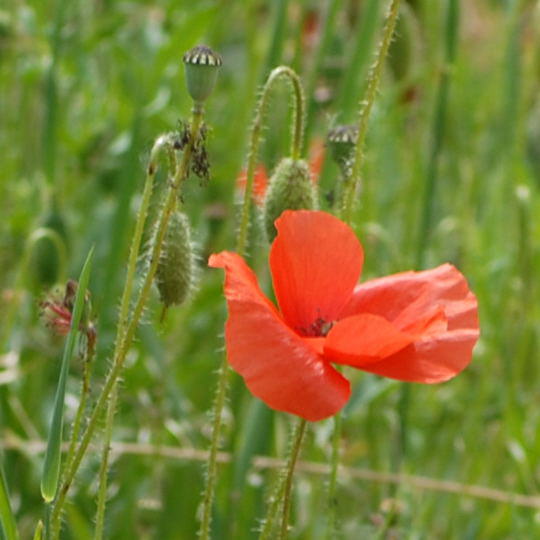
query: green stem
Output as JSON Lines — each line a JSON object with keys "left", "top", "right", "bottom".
{"left": 279, "top": 419, "right": 307, "bottom": 540}
{"left": 199, "top": 67, "right": 305, "bottom": 540}
{"left": 93, "top": 385, "right": 117, "bottom": 540}
{"left": 61, "top": 336, "right": 95, "bottom": 487}
{"left": 235, "top": 65, "right": 305, "bottom": 256}
{"left": 340, "top": 0, "right": 402, "bottom": 223}
{"left": 326, "top": 412, "right": 342, "bottom": 539}
{"left": 48, "top": 112, "right": 203, "bottom": 539}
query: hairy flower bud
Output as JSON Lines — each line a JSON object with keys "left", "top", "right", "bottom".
{"left": 156, "top": 211, "right": 195, "bottom": 308}
{"left": 263, "top": 158, "right": 316, "bottom": 241}
{"left": 183, "top": 45, "right": 222, "bottom": 103}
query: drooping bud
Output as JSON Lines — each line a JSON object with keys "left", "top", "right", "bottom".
{"left": 156, "top": 211, "right": 195, "bottom": 308}
{"left": 327, "top": 124, "right": 358, "bottom": 171}
{"left": 263, "top": 158, "right": 317, "bottom": 241}
{"left": 183, "top": 45, "right": 222, "bottom": 103}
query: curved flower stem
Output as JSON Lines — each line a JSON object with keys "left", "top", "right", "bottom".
{"left": 199, "top": 66, "right": 305, "bottom": 540}
{"left": 235, "top": 65, "right": 305, "bottom": 256}
{"left": 340, "top": 0, "right": 401, "bottom": 223}
{"left": 48, "top": 112, "right": 202, "bottom": 539}
{"left": 279, "top": 419, "right": 307, "bottom": 540}
{"left": 325, "top": 412, "right": 342, "bottom": 539}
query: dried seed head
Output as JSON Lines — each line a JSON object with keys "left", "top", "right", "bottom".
{"left": 263, "top": 158, "right": 317, "bottom": 242}
{"left": 183, "top": 45, "right": 222, "bottom": 103}
{"left": 156, "top": 211, "right": 195, "bottom": 308}
{"left": 327, "top": 124, "right": 358, "bottom": 168}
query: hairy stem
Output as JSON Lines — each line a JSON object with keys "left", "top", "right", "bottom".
{"left": 199, "top": 66, "right": 305, "bottom": 540}
{"left": 340, "top": 0, "right": 401, "bottom": 223}
{"left": 93, "top": 385, "right": 117, "bottom": 540}
{"left": 49, "top": 112, "right": 203, "bottom": 539}
{"left": 326, "top": 412, "right": 342, "bottom": 539}
{"left": 279, "top": 419, "right": 307, "bottom": 540}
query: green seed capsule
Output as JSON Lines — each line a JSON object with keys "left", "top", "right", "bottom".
{"left": 183, "top": 45, "right": 222, "bottom": 103}
{"left": 156, "top": 211, "right": 194, "bottom": 307}
{"left": 263, "top": 158, "right": 317, "bottom": 242}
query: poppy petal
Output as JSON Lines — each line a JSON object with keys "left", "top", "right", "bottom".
{"left": 339, "top": 264, "right": 479, "bottom": 382}
{"left": 324, "top": 313, "right": 415, "bottom": 367}
{"left": 270, "top": 210, "right": 364, "bottom": 336}
{"left": 340, "top": 263, "right": 478, "bottom": 333}
{"left": 358, "top": 328, "right": 479, "bottom": 383}
{"left": 209, "top": 251, "right": 351, "bottom": 421}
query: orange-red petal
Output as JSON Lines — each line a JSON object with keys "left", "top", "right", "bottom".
{"left": 358, "top": 328, "right": 479, "bottom": 383}
{"left": 209, "top": 251, "right": 351, "bottom": 421}
{"left": 341, "top": 264, "right": 478, "bottom": 332}
{"left": 339, "top": 264, "right": 479, "bottom": 382}
{"left": 270, "top": 210, "right": 363, "bottom": 336}
{"left": 324, "top": 313, "right": 415, "bottom": 367}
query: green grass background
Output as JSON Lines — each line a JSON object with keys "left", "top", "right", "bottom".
{"left": 1, "top": 0, "right": 540, "bottom": 538}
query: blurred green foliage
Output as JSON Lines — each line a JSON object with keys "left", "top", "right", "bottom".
{"left": 1, "top": 0, "right": 540, "bottom": 538}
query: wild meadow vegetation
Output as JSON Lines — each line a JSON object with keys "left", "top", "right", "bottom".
{"left": 1, "top": 0, "right": 540, "bottom": 538}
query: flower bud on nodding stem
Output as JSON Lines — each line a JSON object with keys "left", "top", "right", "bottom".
{"left": 183, "top": 45, "right": 222, "bottom": 104}
{"left": 263, "top": 158, "right": 316, "bottom": 242}
{"left": 155, "top": 211, "right": 195, "bottom": 313}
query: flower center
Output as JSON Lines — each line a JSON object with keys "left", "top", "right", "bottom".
{"left": 298, "top": 317, "right": 334, "bottom": 337}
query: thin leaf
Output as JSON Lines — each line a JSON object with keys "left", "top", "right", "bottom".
{"left": 40, "top": 247, "right": 95, "bottom": 502}
{"left": 0, "top": 460, "right": 18, "bottom": 540}
{"left": 32, "top": 521, "right": 43, "bottom": 540}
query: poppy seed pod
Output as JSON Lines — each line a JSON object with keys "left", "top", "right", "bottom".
{"left": 156, "top": 211, "right": 195, "bottom": 307}
{"left": 263, "top": 158, "right": 316, "bottom": 241}
{"left": 183, "top": 45, "right": 222, "bottom": 103}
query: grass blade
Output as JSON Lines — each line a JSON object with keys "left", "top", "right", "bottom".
{"left": 0, "top": 460, "right": 18, "bottom": 540}
{"left": 40, "top": 247, "right": 95, "bottom": 502}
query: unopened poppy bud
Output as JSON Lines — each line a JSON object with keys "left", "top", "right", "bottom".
{"left": 327, "top": 124, "right": 358, "bottom": 169}
{"left": 156, "top": 211, "right": 195, "bottom": 308}
{"left": 183, "top": 45, "right": 222, "bottom": 103}
{"left": 263, "top": 158, "right": 316, "bottom": 241}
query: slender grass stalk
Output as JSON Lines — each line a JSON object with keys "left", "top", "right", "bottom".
{"left": 304, "top": 0, "right": 342, "bottom": 149}
{"left": 0, "top": 458, "right": 18, "bottom": 540}
{"left": 199, "top": 66, "right": 305, "bottom": 540}
{"left": 62, "top": 333, "right": 95, "bottom": 483}
{"left": 41, "top": 248, "right": 94, "bottom": 504}
{"left": 93, "top": 385, "right": 117, "bottom": 540}
{"left": 415, "top": 0, "right": 459, "bottom": 267}
{"left": 340, "top": 0, "right": 402, "bottom": 223}
{"left": 279, "top": 419, "right": 307, "bottom": 540}
{"left": 339, "top": 0, "right": 383, "bottom": 115}
{"left": 48, "top": 110, "right": 203, "bottom": 539}
{"left": 325, "top": 413, "right": 341, "bottom": 539}
{"left": 33, "top": 521, "right": 44, "bottom": 540}
{"left": 258, "top": 419, "right": 307, "bottom": 540}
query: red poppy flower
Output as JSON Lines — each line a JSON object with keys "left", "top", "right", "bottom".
{"left": 308, "top": 137, "right": 325, "bottom": 183}
{"left": 235, "top": 164, "right": 268, "bottom": 206}
{"left": 209, "top": 210, "right": 479, "bottom": 421}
